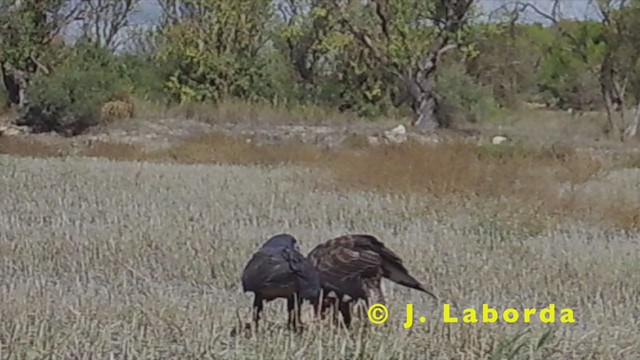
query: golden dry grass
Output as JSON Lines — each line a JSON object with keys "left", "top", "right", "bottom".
{"left": 134, "top": 133, "right": 638, "bottom": 232}
{"left": 79, "top": 140, "right": 147, "bottom": 161}
{"left": 3, "top": 130, "right": 639, "bottom": 231}
{"left": 100, "top": 99, "right": 135, "bottom": 124}
{"left": 0, "top": 153, "right": 638, "bottom": 359}
{"left": 133, "top": 97, "right": 404, "bottom": 126}
{"left": 0, "top": 135, "right": 61, "bottom": 158}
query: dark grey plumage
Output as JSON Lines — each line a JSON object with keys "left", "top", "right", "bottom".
{"left": 241, "top": 233, "right": 321, "bottom": 330}
{"left": 307, "top": 234, "right": 437, "bottom": 327}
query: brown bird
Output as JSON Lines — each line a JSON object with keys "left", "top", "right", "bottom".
{"left": 307, "top": 234, "right": 437, "bottom": 327}
{"left": 241, "top": 233, "right": 321, "bottom": 331}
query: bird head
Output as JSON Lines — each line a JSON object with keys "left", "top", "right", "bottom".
{"left": 262, "top": 233, "right": 300, "bottom": 251}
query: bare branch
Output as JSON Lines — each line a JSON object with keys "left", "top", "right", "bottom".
{"left": 512, "top": 0, "right": 562, "bottom": 24}
{"left": 46, "top": 1, "right": 87, "bottom": 44}
{"left": 29, "top": 53, "right": 49, "bottom": 75}
{"left": 81, "top": 0, "right": 139, "bottom": 49}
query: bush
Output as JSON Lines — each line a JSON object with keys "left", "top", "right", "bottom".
{"left": 435, "top": 62, "right": 502, "bottom": 125}
{"left": 0, "top": 88, "right": 9, "bottom": 115}
{"left": 17, "top": 43, "right": 131, "bottom": 135}
{"left": 118, "top": 53, "right": 172, "bottom": 104}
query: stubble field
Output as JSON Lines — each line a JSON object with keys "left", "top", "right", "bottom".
{"left": 1, "top": 140, "right": 639, "bottom": 359}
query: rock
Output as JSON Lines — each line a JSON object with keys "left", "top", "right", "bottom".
{"left": 407, "top": 133, "right": 440, "bottom": 145}
{"left": 491, "top": 135, "right": 508, "bottom": 145}
{"left": 0, "top": 125, "right": 30, "bottom": 136}
{"left": 383, "top": 124, "right": 408, "bottom": 143}
{"left": 367, "top": 136, "right": 381, "bottom": 146}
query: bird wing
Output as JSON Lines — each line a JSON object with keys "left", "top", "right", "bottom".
{"left": 310, "top": 234, "right": 438, "bottom": 301}
{"left": 307, "top": 235, "right": 384, "bottom": 299}
{"left": 351, "top": 234, "right": 438, "bottom": 301}
{"left": 241, "top": 250, "right": 297, "bottom": 293}
{"left": 242, "top": 247, "right": 321, "bottom": 301}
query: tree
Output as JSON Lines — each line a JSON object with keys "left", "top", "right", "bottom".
{"left": 513, "top": 0, "right": 640, "bottom": 141}
{"left": 155, "top": 0, "right": 275, "bottom": 103}
{"left": 321, "top": 0, "right": 476, "bottom": 130}
{"left": 275, "top": 0, "right": 335, "bottom": 88}
{"left": 0, "top": 0, "right": 84, "bottom": 109}
{"left": 80, "top": 0, "right": 141, "bottom": 50}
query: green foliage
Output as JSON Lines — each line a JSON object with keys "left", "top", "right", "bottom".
{"left": 117, "top": 54, "right": 170, "bottom": 104}
{"left": 435, "top": 62, "right": 501, "bottom": 124}
{"left": 5, "top": 0, "right": 640, "bottom": 136}
{"left": 466, "top": 23, "right": 550, "bottom": 106}
{"left": 537, "top": 21, "right": 606, "bottom": 110}
{"left": 18, "top": 43, "right": 131, "bottom": 134}
{"left": 0, "top": 0, "right": 74, "bottom": 82}
{"left": 156, "top": 0, "right": 275, "bottom": 104}
{"left": 0, "top": 76, "right": 7, "bottom": 104}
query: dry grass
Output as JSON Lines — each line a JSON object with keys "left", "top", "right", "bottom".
{"left": 133, "top": 97, "right": 404, "bottom": 126}
{"left": 0, "top": 135, "right": 61, "bottom": 158}
{"left": 4, "top": 129, "right": 639, "bottom": 231}
{"left": 99, "top": 99, "right": 135, "bottom": 124}
{"left": 0, "top": 154, "right": 638, "bottom": 359}
{"left": 79, "top": 141, "right": 148, "bottom": 161}
{"left": 475, "top": 107, "right": 609, "bottom": 145}
{"left": 136, "top": 133, "right": 638, "bottom": 231}
{"left": 146, "top": 132, "right": 326, "bottom": 166}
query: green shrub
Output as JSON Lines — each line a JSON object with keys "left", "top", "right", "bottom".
{"left": 0, "top": 87, "right": 9, "bottom": 114}
{"left": 18, "top": 43, "right": 131, "bottom": 135}
{"left": 118, "top": 54, "right": 171, "bottom": 104}
{"left": 435, "top": 61, "right": 502, "bottom": 125}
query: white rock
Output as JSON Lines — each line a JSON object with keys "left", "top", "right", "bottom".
{"left": 367, "top": 136, "right": 380, "bottom": 146}
{"left": 491, "top": 135, "right": 508, "bottom": 145}
{"left": 383, "top": 124, "right": 408, "bottom": 143}
{"left": 408, "top": 133, "right": 440, "bottom": 144}
{"left": 0, "top": 125, "right": 30, "bottom": 136}
{"left": 387, "top": 124, "right": 406, "bottom": 136}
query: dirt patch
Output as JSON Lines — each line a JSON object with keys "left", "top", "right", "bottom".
{"left": 2, "top": 117, "right": 464, "bottom": 155}
{"left": 0, "top": 135, "right": 61, "bottom": 158}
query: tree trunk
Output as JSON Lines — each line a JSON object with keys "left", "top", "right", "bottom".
{"left": 602, "top": 95, "right": 622, "bottom": 141}
{"left": 404, "top": 70, "right": 441, "bottom": 131}
{"left": 599, "top": 52, "right": 626, "bottom": 141}
{"left": 623, "top": 101, "right": 640, "bottom": 141}
{"left": 1, "top": 62, "right": 26, "bottom": 108}
{"left": 411, "top": 85, "right": 440, "bottom": 131}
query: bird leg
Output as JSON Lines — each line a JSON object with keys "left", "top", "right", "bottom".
{"left": 338, "top": 300, "right": 352, "bottom": 328}
{"left": 252, "top": 296, "right": 264, "bottom": 329}
{"left": 287, "top": 295, "right": 303, "bottom": 331}
{"left": 332, "top": 301, "right": 340, "bottom": 326}
{"left": 319, "top": 297, "right": 334, "bottom": 320}
{"left": 321, "top": 297, "right": 341, "bottom": 326}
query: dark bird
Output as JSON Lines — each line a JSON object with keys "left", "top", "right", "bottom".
{"left": 307, "top": 234, "right": 438, "bottom": 328}
{"left": 241, "top": 233, "right": 321, "bottom": 331}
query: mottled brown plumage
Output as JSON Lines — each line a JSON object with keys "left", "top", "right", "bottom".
{"left": 307, "top": 234, "right": 437, "bottom": 327}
